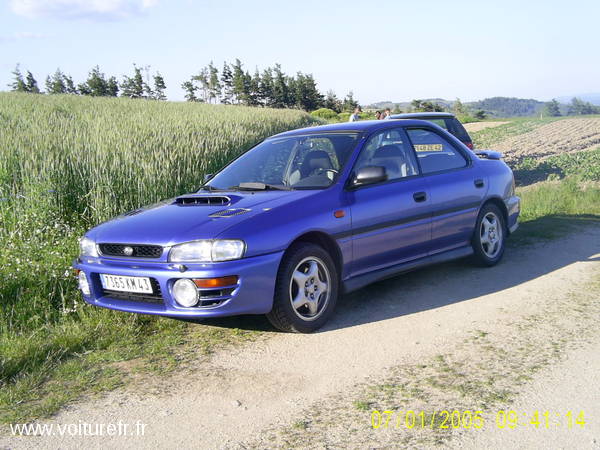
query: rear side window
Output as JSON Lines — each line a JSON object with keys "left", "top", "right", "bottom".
{"left": 406, "top": 128, "right": 468, "bottom": 174}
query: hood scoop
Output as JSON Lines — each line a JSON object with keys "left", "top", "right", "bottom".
{"left": 175, "top": 195, "right": 231, "bottom": 206}
{"left": 209, "top": 208, "right": 251, "bottom": 218}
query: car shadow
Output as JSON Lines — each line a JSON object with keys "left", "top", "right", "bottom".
{"left": 185, "top": 216, "right": 600, "bottom": 333}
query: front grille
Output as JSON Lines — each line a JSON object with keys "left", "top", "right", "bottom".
{"left": 99, "top": 243, "right": 163, "bottom": 258}
{"left": 102, "top": 278, "right": 163, "bottom": 304}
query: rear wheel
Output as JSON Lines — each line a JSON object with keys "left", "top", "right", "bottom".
{"left": 472, "top": 204, "right": 506, "bottom": 266}
{"left": 267, "top": 243, "right": 339, "bottom": 333}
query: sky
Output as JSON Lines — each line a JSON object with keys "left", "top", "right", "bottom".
{"left": 1, "top": 0, "right": 599, "bottom": 104}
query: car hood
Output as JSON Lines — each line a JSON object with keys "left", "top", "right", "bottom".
{"left": 88, "top": 190, "right": 317, "bottom": 246}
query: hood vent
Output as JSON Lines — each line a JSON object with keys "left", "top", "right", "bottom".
{"left": 122, "top": 208, "right": 143, "bottom": 217}
{"left": 209, "top": 208, "right": 251, "bottom": 218}
{"left": 175, "top": 195, "right": 231, "bottom": 206}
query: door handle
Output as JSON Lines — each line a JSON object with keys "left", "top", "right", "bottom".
{"left": 413, "top": 191, "right": 427, "bottom": 202}
{"left": 474, "top": 179, "right": 484, "bottom": 188}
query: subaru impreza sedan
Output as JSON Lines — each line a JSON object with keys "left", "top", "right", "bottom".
{"left": 75, "top": 119, "right": 520, "bottom": 333}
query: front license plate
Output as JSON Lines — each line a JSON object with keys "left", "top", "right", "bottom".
{"left": 100, "top": 274, "right": 153, "bottom": 294}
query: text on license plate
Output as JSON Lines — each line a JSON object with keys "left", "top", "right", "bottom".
{"left": 100, "top": 274, "right": 153, "bottom": 294}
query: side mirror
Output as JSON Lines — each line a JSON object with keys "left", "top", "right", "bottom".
{"left": 203, "top": 173, "right": 213, "bottom": 182}
{"left": 351, "top": 166, "right": 387, "bottom": 187}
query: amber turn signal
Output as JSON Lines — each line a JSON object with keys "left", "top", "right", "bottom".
{"left": 334, "top": 210, "right": 345, "bottom": 218}
{"left": 193, "top": 276, "right": 238, "bottom": 288}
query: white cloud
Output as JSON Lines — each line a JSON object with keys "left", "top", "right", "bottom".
{"left": 10, "top": 0, "right": 159, "bottom": 21}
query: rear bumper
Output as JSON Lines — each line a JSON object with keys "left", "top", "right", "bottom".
{"left": 73, "top": 251, "right": 283, "bottom": 318}
{"left": 505, "top": 195, "right": 520, "bottom": 234}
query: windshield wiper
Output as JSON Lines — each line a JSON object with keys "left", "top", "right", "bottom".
{"left": 198, "top": 185, "right": 227, "bottom": 192}
{"left": 232, "top": 182, "right": 291, "bottom": 191}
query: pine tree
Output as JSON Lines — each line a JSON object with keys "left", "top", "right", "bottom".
{"left": 220, "top": 62, "right": 234, "bottom": 104}
{"left": 107, "top": 76, "right": 119, "bottom": 97}
{"left": 544, "top": 99, "right": 561, "bottom": 117}
{"left": 25, "top": 71, "right": 40, "bottom": 93}
{"left": 207, "top": 62, "right": 220, "bottom": 104}
{"left": 121, "top": 65, "right": 145, "bottom": 98}
{"left": 9, "top": 64, "right": 28, "bottom": 92}
{"left": 231, "top": 59, "right": 246, "bottom": 104}
{"left": 45, "top": 69, "right": 67, "bottom": 94}
{"left": 84, "top": 66, "right": 108, "bottom": 96}
{"left": 260, "top": 68, "right": 275, "bottom": 107}
{"left": 272, "top": 64, "right": 289, "bottom": 108}
{"left": 64, "top": 75, "right": 77, "bottom": 94}
{"left": 294, "top": 73, "right": 322, "bottom": 111}
{"left": 453, "top": 98, "right": 466, "bottom": 116}
{"left": 324, "top": 90, "right": 342, "bottom": 113}
{"left": 343, "top": 91, "right": 358, "bottom": 111}
{"left": 153, "top": 72, "right": 167, "bottom": 100}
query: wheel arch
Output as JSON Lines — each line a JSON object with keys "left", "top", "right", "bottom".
{"left": 284, "top": 231, "right": 344, "bottom": 279}
{"left": 480, "top": 196, "right": 509, "bottom": 233}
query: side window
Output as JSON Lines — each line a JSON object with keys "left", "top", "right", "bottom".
{"left": 353, "top": 128, "right": 419, "bottom": 181}
{"left": 406, "top": 128, "right": 467, "bottom": 174}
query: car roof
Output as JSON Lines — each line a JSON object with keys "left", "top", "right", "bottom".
{"left": 270, "top": 119, "right": 438, "bottom": 139}
{"left": 389, "top": 112, "right": 456, "bottom": 119}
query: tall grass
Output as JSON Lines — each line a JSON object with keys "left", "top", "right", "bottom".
{"left": 0, "top": 92, "right": 318, "bottom": 420}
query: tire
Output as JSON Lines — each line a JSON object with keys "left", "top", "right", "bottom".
{"left": 472, "top": 203, "right": 506, "bottom": 267}
{"left": 266, "top": 243, "right": 339, "bottom": 333}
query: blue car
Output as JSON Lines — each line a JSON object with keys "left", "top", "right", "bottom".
{"left": 75, "top": 119, "right": 520, "bottom": 333}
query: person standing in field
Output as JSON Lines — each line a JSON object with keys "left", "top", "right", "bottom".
{"left": 382, "top": 108, "right": 392, "bottom": 119}
{"left": 349, "top": 106, "right": 361, "bottom": 122}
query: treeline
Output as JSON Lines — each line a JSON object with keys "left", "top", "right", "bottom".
{"left": 7, "top": 60, "right": 358, "bottom": 112}
{"left": 181, "top": 59, "right": 357, "bottom": 112}
{"left": 9, "top": 64, "right": 166, "bottom": 100}
{"left": 543, "top": 98, "right": 600, "bottom": 117}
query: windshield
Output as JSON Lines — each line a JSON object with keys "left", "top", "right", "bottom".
{"left": 205, "top": 133, "right": 360, "bottom": 190}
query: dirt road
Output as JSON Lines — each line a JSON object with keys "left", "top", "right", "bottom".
{"left": 3, "top": 227, "right": 599, "bottom": 449}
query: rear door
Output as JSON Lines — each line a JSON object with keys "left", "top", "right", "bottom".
{"left": 405, "top": 127, "right": 485, "bottom": 255}
{"left": 346, "top": 127, "right": 433, "bottom": 277}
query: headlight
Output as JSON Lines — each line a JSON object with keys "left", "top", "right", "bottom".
{"left": 79, "top": 237, "right": 98, "bottom": 257}
{"left": 169, "top": 240, "right": 245, "bottom": 262}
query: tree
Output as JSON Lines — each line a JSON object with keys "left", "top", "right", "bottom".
{"left": 294, "top": 72, "right": 323, "bottom": 111}
{"left": 107, "top": 76, "right": 119, "bottom": 97}
{"left": 324, "top": 90, "right": 342, "bottom": 113}
{"left": 9, "top": 64, "right": 28, "bottom": 92}
{"left": 181, "top": 79, "right": 199, "bottom": 102}
{"left": 544, "top": 99, "right": 561, "bottom": 117}
{"left": 25, "top": 71, "right": 40, "bottom": 93}
{"left": 272, "top": 64, "right": 290, "bottom": 108}
{"left": 79, "top": 66, "right": 110, "bottom": 96}
{"left": 45, "top": 69, "right": 67, "bottom": 94}
{"left": 193, "top": 67, "right": 210, "bottom": 103}
{"left": 153, "top": 72, "right": 167, "bottom": 100}
{"left": 121, "top": 65, "right": 146, "bottom": 98}
{"left": 207, "top": 62, "right": 220, "bottom": 104}
{"left": 231, "top": 59, "right": 247, "bottom": 104}
{"left": 567, "top": 97, "right": 598, "bottom": 115}
{"left": 474, "top": 110, "right": 487, "bottom": 120}
{"left": 220, "top": 62, "right": 234, "bottom": 104}
{"left": 64, "top": 75, "right": 77, "bottom": 94}
{"left": 260, "top": 68, "right": 275, "bottom": 107}
{"left": 411, "top": 99, "right": 444, "bottom": 112}
{"left": 453, "top": 98, "right": 466, "bottom": 116}
{"left": 342, "top": 91, "right": 358, "bottom": 111}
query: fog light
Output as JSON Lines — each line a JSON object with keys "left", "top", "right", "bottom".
{"left": 173, "top": 279, "right": 199, "bottom": 307}
{"left": 78, "top": 271, "right": 91, "bottom": 296}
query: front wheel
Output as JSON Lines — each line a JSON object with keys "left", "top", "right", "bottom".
{"left": 472, "top": 204, "right": 506, "bottom": 266}
{"left": 266, "top": 243, "right": 339, "bottom": 333}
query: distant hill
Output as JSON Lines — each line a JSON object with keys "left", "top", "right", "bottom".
{"left": 556, "top": 93, "right": 600, "bottom": 106}
{"left": 366, "top": 96, "right": 546, "bottom": 117}
{"left": 467, "top": 97, "right": 545, "bottom": 117}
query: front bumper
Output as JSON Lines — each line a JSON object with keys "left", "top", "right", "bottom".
{"left": 505, "top": 195, "right": 520, "bottom": 234}
{"left": 73, "top": 251, "right": 283, "bottom": 318}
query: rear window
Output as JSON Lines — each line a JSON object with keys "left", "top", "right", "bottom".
{"left": 444, "top": 118, "right": 471, "bottom": 143}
